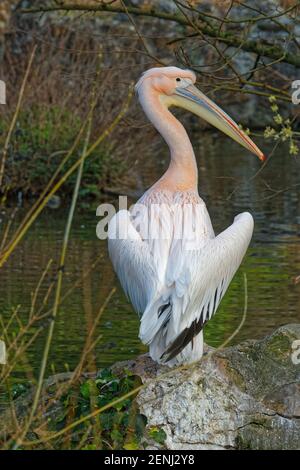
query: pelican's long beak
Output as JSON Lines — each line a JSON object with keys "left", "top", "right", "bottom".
{"left": 174, "top": 84, "right": 265, "bottom": 161}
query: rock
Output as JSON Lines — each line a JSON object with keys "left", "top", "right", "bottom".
{"left": 1, "top": 325, "right": 299, "bottom": 449}
{"left": 123, "top": 324, "right": 300, "bottom": 450}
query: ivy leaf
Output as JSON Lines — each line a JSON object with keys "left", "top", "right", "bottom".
{"left": 148, "top": 427, "right": 167, "bottom": 445}
{"left": 110, "top": 429, "right": 123, "bottom": 444}
{"left": 81, "top": 444, "right": 98, "bottom": 450}
{"left": 123, "top": 437, "right": 139, "bottom": 450}
{"left": 80, "top": 381, "right": 91, "bottom": 400}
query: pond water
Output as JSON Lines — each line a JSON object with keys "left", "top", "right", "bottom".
{"left": 0, "top": 133, "right": 299, "bottom": 388}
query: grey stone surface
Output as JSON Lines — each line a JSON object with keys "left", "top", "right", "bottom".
{"left": 123, "top": 324, "right": 300, "bottom": 450}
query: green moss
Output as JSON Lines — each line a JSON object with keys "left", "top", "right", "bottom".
{"left": 236, "top": 416, "right": 276, "bottom": 450}
{"left": 221, "top": 358, "right": 246, "bottom": 391}
{"left": 261, "top": 330, "right": 294, "bottom": 365}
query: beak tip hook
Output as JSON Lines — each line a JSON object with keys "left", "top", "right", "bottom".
{"left": 260, "top": 153, "right": 266, "bottom": 163}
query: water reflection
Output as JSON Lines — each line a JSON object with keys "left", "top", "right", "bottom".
{"left": 0, "top": 134, "right": 299, "bottom": 382}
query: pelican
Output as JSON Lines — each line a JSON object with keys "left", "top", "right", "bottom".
{"left": 108, "top": 67, "right": 264, "bottom": 366}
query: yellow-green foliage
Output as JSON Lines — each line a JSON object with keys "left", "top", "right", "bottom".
{"left": 263, "top": 96, "right": 299, "bottom": 156}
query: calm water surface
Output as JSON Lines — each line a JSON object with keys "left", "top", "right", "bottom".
{"left": 0, "top": 134, "right": 299, "bottom": 387}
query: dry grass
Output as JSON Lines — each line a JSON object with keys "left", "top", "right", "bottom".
{"left": 0, "top": 13, "right": 160, "bottom": 198}
{"left": 0, "top": 79, "right": 138, "bottom": 450}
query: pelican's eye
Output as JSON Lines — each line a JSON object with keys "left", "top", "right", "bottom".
{"left": 176, "top": 78, "right": 181, "bottom": 82}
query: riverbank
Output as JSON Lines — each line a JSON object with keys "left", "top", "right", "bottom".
{"left": 0, "top": 0, "right": 298, "bottom": 200}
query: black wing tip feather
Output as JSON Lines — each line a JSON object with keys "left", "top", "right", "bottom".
{"left": 158, "top": 301, "right": 171, "bottom": 318}
{"left": 160, "top": 313, "right": 205, "bottom": 363}
{"left": 160, "top": 279, "right": 226, "bottom": 363}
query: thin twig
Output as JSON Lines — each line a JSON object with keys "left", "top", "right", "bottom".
{"left": 12, "top": 108, "right": 94, "bottom": 450}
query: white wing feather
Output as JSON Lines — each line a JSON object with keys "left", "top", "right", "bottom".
{"left": 108, "top": 210, "right": 159, "bottom": 315}
{"left": 140, "top": 211, "right": 254, "bottom": 362}
{"left": 108, "top": 202, "right": 253, "bottom": 365}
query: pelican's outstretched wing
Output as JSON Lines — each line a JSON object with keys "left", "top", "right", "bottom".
{"left": 140, "top": 211, "right": 254, "bottom": 363}
{"left": 108, "top": 210, "right": 159, "bottom": 316}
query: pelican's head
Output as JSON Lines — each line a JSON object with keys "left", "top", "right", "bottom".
{"left": 135, "top": 66, "right": 265, "bottom": 161}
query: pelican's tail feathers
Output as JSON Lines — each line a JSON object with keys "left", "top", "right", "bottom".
{"left": 139, "top": 291, "right": 172, "bottom": 346}
{"left": 149, "top": 329, "right": 204, "bottom": 367}
{"left": 140, "top": 292, "right": 205, "bottom": 367}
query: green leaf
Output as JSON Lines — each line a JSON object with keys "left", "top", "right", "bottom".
{"left": 123, "top": 438, "right": 139, "bottom": 450}
{"left": 148, "top": 426, "right": 167, "bottom": 445}
{"left": 80, "top": 381, "right": 91, "bottom": 400}
{"left": 11, "top": 383, "right": 29, "bottom": 400}
{"left": 110, "top": 429, "right": 123, "bottom": 443}
{"left": 81, "top": 444, "right": 98, "bottom": 450}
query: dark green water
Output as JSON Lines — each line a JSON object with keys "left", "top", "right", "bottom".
{"left": 0, "top": 133, "right": 299, "bottom": 387}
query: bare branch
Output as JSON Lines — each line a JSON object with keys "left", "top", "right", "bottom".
{"left": 21, "top": 1, "right": 300, "bottom": 68}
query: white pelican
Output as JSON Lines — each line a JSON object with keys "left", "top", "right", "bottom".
{"left": 108, "top": 67, "right": 264, "bottom": 366}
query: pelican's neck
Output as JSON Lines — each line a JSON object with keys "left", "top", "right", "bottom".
{"left": 139, "top": 83, "right": 198, "bottom": 191}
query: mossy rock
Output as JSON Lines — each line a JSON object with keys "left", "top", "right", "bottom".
{"left": 1, "top": 325, "right": 299, "bottom": 450}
